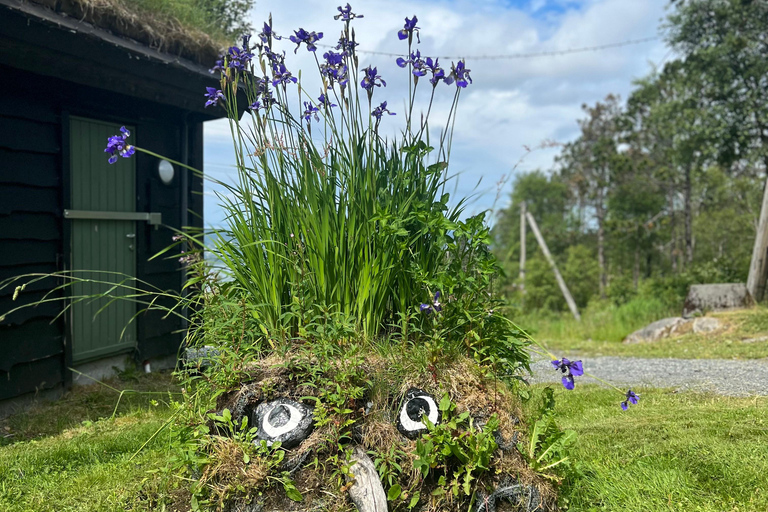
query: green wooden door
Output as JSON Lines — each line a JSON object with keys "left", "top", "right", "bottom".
{"left": 69, "top": 117, "right": 137, "bottom": 363}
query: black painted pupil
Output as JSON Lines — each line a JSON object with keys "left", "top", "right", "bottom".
{"left": 268, "top": 404, "right": 291, "bottom": 427}
{"left": 406, "top": 397, "right": 430, "bottom": 422}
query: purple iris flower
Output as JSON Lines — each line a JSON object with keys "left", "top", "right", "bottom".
{"left": 621, "top": 390, "right": 640, "bottom": 411}
{"left": 419, "top": 291, "right": 442, "bottom": 314}
{"left": 209, "top": 57, "right": 225, "bottom": 74}
{"left": 104, "top": 126, "right": 135, "bottom": 164}
{"left": 371, "top": 101, "right": 395, "bottom": 121}
{"left": 397, "top": 15, "right": 420, "bottom": 43}
{"left": 242, "top": 34, "right": 252, "bottom": 51}
{"left": 425, "top": 57, "right": 446, "bottom": 86}
{"left": 324, "top": 50, "right": 344, "bottom": 67}
{"left": 289, "top": 28, "right": 324, "bottom": 53}
{"left": 336, "top": 34, "right": 359, "bottom": 54}
{"left": 318, "top": 93, "right": 337, "bottom": 108}
{"left": 204, "top": 87, "right": 225, "bottom": 108}
{"left": 551, "top": 358, "right": 584, "bottom": 390}
{"left": 259, "top": 19, "right": 281, "bottom": 45}
{"left": 361, "top": 66, "right": 386, "bottom": 96}
{"left": 272, "top": 63, "right": 298, "bottom": 87}
{"left": 335, "top": 3, "right": 363, "bottom": 20}
{"left": 303, "top": 101, "right": 320, "bottom": 123}
{"left": 446, "top": 60, "right": 472, "bottom": 88}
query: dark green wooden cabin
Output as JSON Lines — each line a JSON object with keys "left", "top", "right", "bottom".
{"left": 0, "top": 0, "right": 235, "bottom": 403}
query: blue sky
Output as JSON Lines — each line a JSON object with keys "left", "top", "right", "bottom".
{"left": 202, "top": 0, "right": 670, "bottom": 228}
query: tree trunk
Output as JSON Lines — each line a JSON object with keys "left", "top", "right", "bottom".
{"left": 597, "top": 187, "right": 607, "bottom": 299}
{"left": 684, "top": 163, "right": 693, "bottom": 265}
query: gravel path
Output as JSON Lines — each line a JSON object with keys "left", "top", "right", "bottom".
{"left": 530, "top": 355, "right": 768, "bottom": 396}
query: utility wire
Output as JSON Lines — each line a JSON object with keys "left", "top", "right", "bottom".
{"left": 316, "top": 36, "right": 659, "bottom": 60}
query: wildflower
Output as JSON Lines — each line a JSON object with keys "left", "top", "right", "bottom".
{"left": 259, "top": 18, "right": 281, "bottom": 45}
{"left": 324, "top": 50, "right": 345, "bottom": 67}
{"left": 336, "top": 34, "right": 359, "bottom": 54}
{"left": 209, "top": 57, "right": 225, "bottom": 74}
{"left": 396, "top": 50, "right": 427, "bottom": 77}
{"left": 242, "top": 34, "right": 252, "bottom": 51}
{"left": 445, "top": 60, "right": 472, "bottom": 88}
{"left": 204, "top": 87, "right": 225, "bottom": 108}
{"left": 289, "top": 28, "right": 324, "bottom": 53}
{"left": 419, "top": 291, "right": 442, "bottom": 314}
{"left": 227, "top": 45, "right": 253, "bottom": 72}
{"left": 425, "top": 57, "right": 446, "bottom": 86}
{"left": 318, "top": 93, "right": 337, "bottom": 109}
{"left": 335, "top": 3, "right": 363, "bottom": 21}
{"left": 371, "top": 101, "right": 395, "bottom": 121}
{"left": 104, "top": 126, "right": 135, "bottom": 164}
{"left": 620, "top": 390, "right": 640, "bottom": 411}
{"left": 551, "top": 358, "right": 584, "bottom": 390}
{"left": 397, "top": 16, "right": 420, "bottom": 43}
{"left": 303, "top": 101, "right": 320, "bottom": 123}
{"left": 272, "top": 63, "right": 298, "bottom": 87}
{"left": 361, "top": 66, "right": 386, "bottom": 96}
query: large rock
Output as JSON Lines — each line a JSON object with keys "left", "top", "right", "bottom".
{"left": 623, "top": 317, "right": 688, "bottom": 344}
{"left": 692, "top": 317, "right": 722, "bottom": 334}
{"left": 682, "top": 284, "right": 753, "bottom": 318}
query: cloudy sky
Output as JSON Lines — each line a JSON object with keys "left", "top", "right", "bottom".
{"left": 202, "top": 0, "right": 671, "bottom": 227}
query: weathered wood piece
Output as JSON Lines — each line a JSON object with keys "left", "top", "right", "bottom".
{"left": 348, "top": 446, "right": 388, "bottom": 512}
{"left": 747, "top": 179, "right": 768, "bottom": 301}
{"left": 526, "top": 212, "right": 581, "bottom": 321}
{"left": 682, "top": 284, "right": 753, "bottom": 318}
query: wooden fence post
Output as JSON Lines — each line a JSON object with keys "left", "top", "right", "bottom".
{"left": 747, "top": 178, "right": 768, "bottom": 302}
{"left": 526, "top": 211, "right": 581, "bottom": 321}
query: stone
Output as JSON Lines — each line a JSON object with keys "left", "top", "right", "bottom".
{"left": 251, "top": 398, "right": 313, "bottom": 449}
{"left": 692, "top": 317, "right": 722, "bottom": 334}
{"left": 396, "top": 388, "right": 441, "bottom": 439}
{"left": 623, "top": 317, "right": 688, "bottom": 344}
{"left": 682, "top": 283, "right": 753, "bottom": 318}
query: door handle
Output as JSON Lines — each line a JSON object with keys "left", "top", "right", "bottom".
{"left": 126, "top": 233, "right": 136, "bottom": 238}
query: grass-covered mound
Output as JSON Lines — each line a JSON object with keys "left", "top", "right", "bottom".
{"left": 173, "top": 339, "right": 557, "bottom": 512}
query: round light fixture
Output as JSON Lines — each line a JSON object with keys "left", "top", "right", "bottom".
{"left": 158, "top": 159, "right": 175, "bottom": 185}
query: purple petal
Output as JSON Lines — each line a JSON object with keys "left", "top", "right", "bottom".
{"left": 570, "top": 360, "right": 584, "bottom": 376}
{"left": 621, "top": 401, "right": 628, "bottom": 411}
{"left": 551, "top": 360, "right": 561, "bottom": 370}
{"left": 562, "top": 375, "right": 574, "bottom": 390}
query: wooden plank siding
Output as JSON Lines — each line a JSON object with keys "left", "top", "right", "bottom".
{"left": 0, "top": 83, "right": 64, "bottom": 400}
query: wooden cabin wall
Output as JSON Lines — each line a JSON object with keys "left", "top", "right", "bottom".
{"left": 0, "top": 64, "right": 206, "bottom": 400}
{"left": 0, "top": 65, "right": 65, "bottom": 400}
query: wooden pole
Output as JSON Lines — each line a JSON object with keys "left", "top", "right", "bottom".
{"left": 526, "top": 211, "right": 581, "bottom": 321}
{"left": 747, "top": 177, "right": 768, "bottom": 301}
{"left": 519, "top": 201, "right": 526, "bottom": 294}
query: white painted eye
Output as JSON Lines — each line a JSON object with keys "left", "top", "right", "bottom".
{"left": 396, "top": 388, "right": 440, "bottom": 439}
{"left": 253, "top": 399, "right": 314, "bottom": 449}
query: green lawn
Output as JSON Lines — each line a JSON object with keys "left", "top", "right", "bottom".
{"left": 521, "top": 307, "right": 768, "bottom": 360}
{"left": 0, "top": 373, "right": 180, "bottom": 512}
{"left": 552, "top": 385, "right": 768, "bottom": 511}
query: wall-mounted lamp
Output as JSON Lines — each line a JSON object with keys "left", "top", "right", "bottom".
{"left": 158, "top": 159, "right": 175, "bottom": 185}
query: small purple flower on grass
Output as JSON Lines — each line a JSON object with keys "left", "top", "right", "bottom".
{"left": 290, "top": 28, "right": 324, "bottom": 53}
{"left": 204, "top": 87, "right": 225, "bottom": 108}
{"left": 398, "top": 16, "right": 420, "bottom": 43}
{"left": 621, "top": 389, "right": 640, "bottom": 411}
{"left": 551, "top": 358, "right": 583, "bottom": 390}
{"left": 335, "top": 3, "right": 363, "bottom": 21}
{"left": 420, "top": 291, "right": 442, "bottom": 314}
{"left": 104, "top": 126, "right": 135, "bottom": 164}
{"left": 361, "top": 66, "right": 386, "bottom": 96}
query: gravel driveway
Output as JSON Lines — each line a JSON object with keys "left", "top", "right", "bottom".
{"left": 530, "top": 355, "right": 768, "bottom": 396}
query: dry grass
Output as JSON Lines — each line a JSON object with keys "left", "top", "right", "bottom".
{"left": 27, "top": 0, "right": 225, "bottom": 65}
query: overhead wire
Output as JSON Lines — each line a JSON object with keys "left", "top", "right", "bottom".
{"left": 315, "top": 36, "right": 659, "bottom": 61}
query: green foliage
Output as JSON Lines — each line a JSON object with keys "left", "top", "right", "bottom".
{"left": 128, "top": 0, "right": 254, "bottom": 43}
{"left": 520, "top": 387, "right": 576, "bottom": 477}
{"left": 413, "top": 395, "right": 499, "bottom": 499}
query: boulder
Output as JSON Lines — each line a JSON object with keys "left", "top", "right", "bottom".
{"left": 623, "top": 317, "right": 688, "bottom": 344}
{"left": 252, "top": 399, "right": 314, "bottom": 449}
{"left": 682, "top": 284, "right": 753, "bottom": 318}
{"left": 692, "top": 317, "right": 722, "bottom": 334}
